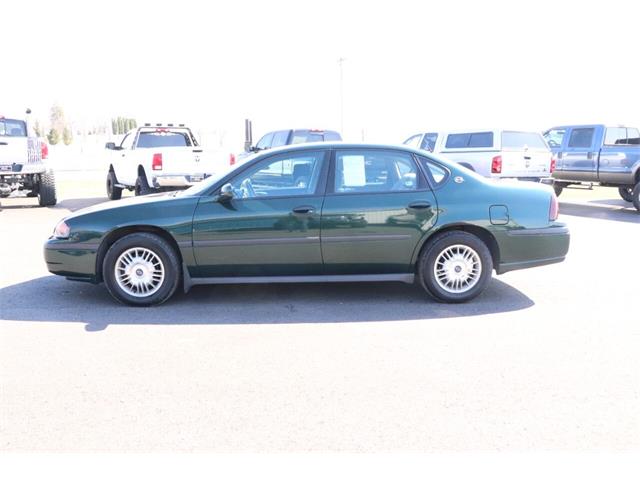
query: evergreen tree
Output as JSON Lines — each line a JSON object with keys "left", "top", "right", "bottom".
{"left": 62, "top": 127, "right": 73, "bottom": 145}
{"left": 47, "top": 128, "right": 60, "bottom": 145}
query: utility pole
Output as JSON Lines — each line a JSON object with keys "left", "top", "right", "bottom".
{"left": 338, "top": 57, "right": 345, "bottom": 136}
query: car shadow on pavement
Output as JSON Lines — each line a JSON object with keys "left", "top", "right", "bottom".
{"left": 559, "top": 201, "right": 640, "bottom": 223}
{"left": 0, "top": 275, "right": 534, "bottom": 332}
{"left": 55, "top": 197, "right": 108, "bottom": 211}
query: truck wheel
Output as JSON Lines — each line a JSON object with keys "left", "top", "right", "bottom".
{"left": 107, "top": 171, "right": 123, "bottom": 200}
{"left": 632, "top": 183, "right": 640, "bottom": 212}
{"left": 37, "top": 171, "right": 57, "bottom": 207}
{"left": 418, "top": 231, "right": 493, "bottom": 303}
{"left": 553, "top": 183, "right": 564, "bottom": 197}
{"left": 102, "top": 232, "right": 181, "bottom": 306}
{"left": 618, "top": 187, "right": 633, "bottom": 203}
{"left": 135, "top": 174, "right": 152, "bottom": 196}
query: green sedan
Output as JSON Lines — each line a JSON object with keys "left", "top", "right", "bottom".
{"left": 44, "top": 143, "right": 570, "bottom": 306}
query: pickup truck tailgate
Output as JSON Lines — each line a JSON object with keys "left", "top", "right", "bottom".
{"left": 500, "top": 131, "right": 551, "bottom": 178}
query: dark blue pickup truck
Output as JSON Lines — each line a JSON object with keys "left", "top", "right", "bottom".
{"left": 544, "top": 124, "right": 640, "bottom": 211}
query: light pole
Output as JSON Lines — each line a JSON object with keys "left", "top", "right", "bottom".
{"left": 338, "top": 57, "right": 345, "bottom": 136}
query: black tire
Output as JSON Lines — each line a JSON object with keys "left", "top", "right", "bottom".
{"left": 37, "top": 171, "right": 57, "bottom": 206}
{"left": 102, "top": 233, "right": 181, "bottom": 306}
{"left": 135, "top": 174, "right": 152, "bottom": 196}
{"left": 632, "top": 183, "right": 640, "bottom": 212}
{"left": 418, "top": 231, "right": 493, "bottom": 303}
{"left": 107, "top": 170, "right": 123, "bottom": 200}
{"left": 553, "top": 182, "right": 564, "bottom": 197}
{"left": 618, "top": 186, "right": 633, "bottom": 203}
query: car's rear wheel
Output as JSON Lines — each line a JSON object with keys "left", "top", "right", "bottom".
{"left": 631, "top": 183, "right": 640, "bottom": 212}
{"left": 553, "top": 182, "right": 564, "bottom": 197}
{"left": 618, "top": 186, "right": 634, "bottom": 203}
{"left": 135, "top": 174, "right": 152, "bottom": 196}
{"left": 418, "top": 231, "right": 493, "bottom": 303}
{"left": 103, "top": 233, "right": 181, "bottom": 306}
{"left": 107, "top": 170, "right": 123, "bottom": 200}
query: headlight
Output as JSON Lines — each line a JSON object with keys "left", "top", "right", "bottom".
{"left": 53, "top": 220, "right": 70, "bottom": 239}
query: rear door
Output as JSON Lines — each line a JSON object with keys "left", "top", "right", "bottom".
{"left": 500, "top": 131, "right": 551, "bottom": 178}
{"left": 0, "top": 119, "right": 29, "bottom": 170}
{"left": 559, "top": 127, "right": 598, "bottom": 181}
{"left": 320, "top": 148, "right": 438, "bottom": 275}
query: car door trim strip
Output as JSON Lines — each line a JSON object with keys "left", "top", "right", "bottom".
{"left": 321, "top": 234, "right": 411, "bottom": 243}
{"left": 193, "top": 236, "right": 320, "bottom": 247}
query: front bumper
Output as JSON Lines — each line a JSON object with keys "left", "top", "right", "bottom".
{"left": 496, "top": 224, "right": 570, "bottom": 274}
{"left": 44, "top": 239, "right": 98, "bottom": 282}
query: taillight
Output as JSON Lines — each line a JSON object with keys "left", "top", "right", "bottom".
{"left": 550, "top": 156, "right": 556, "bottom": 174}
{"left": 41, "top": 141, "right": 48, "bottom": 160}
{"left": 229, "top": 153, "right": 236, "bottom": 166}
{"left": 549, "top": 193, "right": 559, "bottom": 221}
{"left": 152, "top": 153, "right": 163, "bottom": 170}
{"left": 491, "top": 155, "right": 502, "bottom": 174}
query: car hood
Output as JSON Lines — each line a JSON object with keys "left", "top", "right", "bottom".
{"left": 64, "top": 192, "right": 186, "bottom": 221}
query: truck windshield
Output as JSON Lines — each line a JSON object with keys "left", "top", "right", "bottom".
{"left": 291, "top": 130, "right": 341, "bottom": 144}
{"left": 137, "top": 131, "right": 192, "bottom": 148}
{"left": 502, "top": 132, "right": 547, "bottom": 149}
{"left": 0, "top": 119, "right": 27, "bottom": 137}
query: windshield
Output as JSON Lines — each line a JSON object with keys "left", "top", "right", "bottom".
{"left": 502, "top": 131, "right": 547, "bottom": 149}
{"left": 0, "top": 119, "right": 27, "bottom": 137}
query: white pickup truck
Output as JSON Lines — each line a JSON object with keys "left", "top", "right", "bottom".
{"left": 105, "top": 124, "right": 218, "bottom": 199}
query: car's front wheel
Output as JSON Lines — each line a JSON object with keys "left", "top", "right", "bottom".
{"left": 418, "top": 231, "right": 493, "bottom": 303}
{"left": 103, "top": 233, "right": 181, "bottom": 306}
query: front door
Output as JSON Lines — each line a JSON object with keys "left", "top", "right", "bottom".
{"left": 321, "top": 148, "right": 438, "bottom": 275}
{"left": 191, "top": 149, "right": 328, "bottom": 277}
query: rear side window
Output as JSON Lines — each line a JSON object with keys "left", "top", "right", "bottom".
{"left": 445, "top": 132, "right": 493, "bottom": 149}
{"left": 605, "top": 127, "right": 640, "bottom": 145}
{"left": 291, "top": 130, "right": 323, "bottom": 143}
{"left": 502, "top": 132, "right": 547, "bottom": 149}
{"left": 256, "top": 132, "right": 274, "bottom": 149}
{"left": 137, "top": 131, "right": 191, "bottom": 148}
{"left": 0, "top": 119, "right": 27, "bottom": 137}
{"left": 334, "top": 150, "right": 420, "bottom": 193}
{"left": 323, "top": 131, "right": 342, "bottom": 141}
{"left": 567, "top": 128, "right": 594, "bottom": 148}
{"left": 544, "top": 128, "right": 565, "bottom": 148}
{"left": 417, "top": 156, "right": 449, "bottom": 186}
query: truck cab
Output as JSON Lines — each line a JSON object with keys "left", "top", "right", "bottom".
{"left": 544, "top": 124, "right": 640, "bottom": 209}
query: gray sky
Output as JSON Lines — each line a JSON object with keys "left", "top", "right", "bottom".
{"left": 3, "top": 0, "right": 639, "bottom": 146}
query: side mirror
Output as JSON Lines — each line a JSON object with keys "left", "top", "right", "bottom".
{"left": 217, "top": 183, "right": 234, "bottom": 202}
{"left": 105, "top": 142, "right": 116, "bottom": 150}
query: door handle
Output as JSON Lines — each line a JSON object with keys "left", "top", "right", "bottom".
{"left": 587, "top": 152, "right": 593, "bottom": 160}
{"left": 292, "top": 205, "right": 315, "bottom": 214}
{"left": 408, "top": 201, "right": 432, "bottom": 210}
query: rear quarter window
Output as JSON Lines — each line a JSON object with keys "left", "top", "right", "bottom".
{"left": 417, "top": 156, "right": 450, "bottom": 187}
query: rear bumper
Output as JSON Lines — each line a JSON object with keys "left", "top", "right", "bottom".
{"left": 152, "top": 174, "right": 212, "bottom": 187}
{"left": 496, "top": 225, "right": 570, "bottom": 274}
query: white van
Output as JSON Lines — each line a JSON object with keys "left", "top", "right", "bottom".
{"left": 403, "top": 129, "right": 554, "bottom": 180}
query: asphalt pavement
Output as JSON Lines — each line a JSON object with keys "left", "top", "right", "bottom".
{"left": 1, "top": 179, "right": 638, "bottom": 451}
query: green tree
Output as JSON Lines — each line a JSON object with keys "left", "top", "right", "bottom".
{"left": 62, "top": 126, "right": 73, "bottom": 145}
{"left": 33, "top": 120, "right": 43, "bottom": 137}
{"left": 47, "top": 128, "right": 60, "bottom": 145}
{"left": 117, "top": 117, "right": 125, "bottom": 134}
{"left": 111, "top": 118, "right": 117, "bottom": 135}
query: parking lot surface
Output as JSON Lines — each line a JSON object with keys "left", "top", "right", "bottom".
{"left": 1, "top": 175, "right": 638, "bottom": 451}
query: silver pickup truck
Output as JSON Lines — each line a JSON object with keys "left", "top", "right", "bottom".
{"left": 0, "top": 111, "right": 56, "bottom": 207}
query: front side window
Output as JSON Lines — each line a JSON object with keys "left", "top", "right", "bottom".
{"left": 544, "top": 128, "right": 565, "bottom": 148}
{"left": 403, "top": 134, "right": 422, "bottom": 148}
{"left": 120, "top": 133, "right": 134, "bottom": 149}
{"left": 255, "top": 132, "right": 275, "bottom": 150}
{"left": 568, "top": 128, "right": 594, "bottom": 148}
{"left": 271, "top": 131, "right": 290, "bottom": 148}
{"left": 0, "top": 119, "right": 27, "bottom": 137}
{"left": 420, "top": 133, "right": 438, "bottom": 152}
{"left": 229, "top": 151, "right": 325, "bottom": 199}
{"left": 334, "top": 150, "right": 419, "bottom": 194}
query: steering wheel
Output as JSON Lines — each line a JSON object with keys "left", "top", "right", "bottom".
{"left": 240, "top": 178, "right": 256, "bottom": 198}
